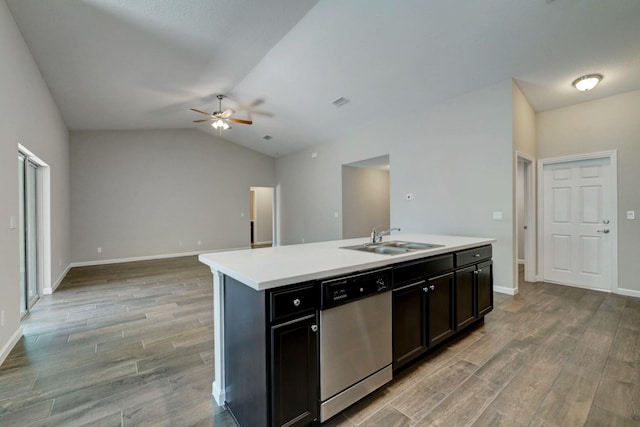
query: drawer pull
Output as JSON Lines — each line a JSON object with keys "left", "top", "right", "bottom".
{"left": 422, "top": 287, "right": 429, "bottom": 293}
{"left": 478, "top": 269, "right": 483, "bottom": 273}
{"left": 429, "top": 285, "right": 435, "bottom": 291}
{"left": 474, "top": 253, "right": 481, "bottom": 257}
{"left": 293, "top": 298, "right": 301, "bottom": 307}
{"left": 311, "top": 324, "right": 318, "bottom": 332}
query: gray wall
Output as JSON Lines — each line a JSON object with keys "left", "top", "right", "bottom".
{"left": 276, "top": 81, "right": 515, "bottom": 291}
{"left": 342, "top": 166, "right": 390, "bottom": 239}
{"left": 537, "top": 89, "right": 640, "bottom": 295}
{"left": 0, "top": 1, "right": 70, "bottom": 359}
{"left": 70, "top": 129, "right": 275, "bottom": 263}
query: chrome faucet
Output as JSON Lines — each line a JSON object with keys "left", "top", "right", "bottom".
{"left": 370, "top": 225, "right": 401, "bottom": 244}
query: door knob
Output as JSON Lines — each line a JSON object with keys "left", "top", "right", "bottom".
{"left": 603, "top": 219, "right": 610, "bottom": 224}
{"left": 293, "top": 298, "right": 301, "bottom": 306}
{"left": 597, "top": 229, "right": 610, "bottom": 234}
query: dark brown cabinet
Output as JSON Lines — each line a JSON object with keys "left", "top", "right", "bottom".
{"left": 223, "top": 278, "right": 319, "bottom": 427}
{"left": 454, "top": 246, "right": 493, "bottom": 332}
{"left": 426, "top": 272, "right": 455, "bottom": 347}
{"left": 270, "top": 313, "right": 319, "bottom": 427}
{"left": 392, "top": 280, "right": 428, "bottom": 368}
{"left": 455, "top": 265, "right": 477, "bottom": 330}
{"left": 393, "top": 246, "right": 493, "bottom": 372}
{"left": 392, "top": 255, "right": 454, "bottom": 371}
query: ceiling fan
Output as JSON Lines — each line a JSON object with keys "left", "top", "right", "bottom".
{"left": 190, "top": 95, "right": 253, "bottom": 131}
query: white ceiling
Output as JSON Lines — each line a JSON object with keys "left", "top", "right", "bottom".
{"left": 7, "top": 0, "right": 640, "bottom": 157}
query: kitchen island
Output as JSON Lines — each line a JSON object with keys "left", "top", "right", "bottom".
{"left": 199, "top": 234, "right": 495, "bottom": 426}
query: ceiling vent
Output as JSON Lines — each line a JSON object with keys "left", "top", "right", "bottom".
{"left": 331, "top": 97, "right": 350, "bottom": 107}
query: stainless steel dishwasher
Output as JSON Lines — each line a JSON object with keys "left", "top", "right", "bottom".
{"left": 319, "top": 267, "right": 393, "bottom": 422}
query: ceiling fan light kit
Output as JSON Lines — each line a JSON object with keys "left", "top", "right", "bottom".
{"left": 190, "top": 94, "right": 252, "bottom": 133}
{"left": 572, "top": 74, "right": 603, "bottom": 92}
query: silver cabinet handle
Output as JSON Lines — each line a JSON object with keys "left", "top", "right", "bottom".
{"left": 293, "top": 298, "right": 301, "bottom": 306}
{"left": 474, "top": 270, "right": 479, "bottom": 275}
{"left": 474, "top": 253, "right": 480, "bottom": 257}
{"left": 429, "top": 285, "right": 435, "bottom": 291}
{"left": 597, "top": 229, "right": 610, "bottom": 234}
{"left": 422, "top": 287, "right": 429, "bottom": 293}
{"left": 311, "top": 324, "right": 318, "bottom": 332}
{"left": 478, "top": 269, "right": 483, "bottom": 273}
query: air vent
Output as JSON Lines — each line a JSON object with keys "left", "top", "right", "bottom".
{"left": 263, "top": 135, "right": 272, "bottom": 141}
{"left": 331, "top": 97, "right": 350, "bottom": 107}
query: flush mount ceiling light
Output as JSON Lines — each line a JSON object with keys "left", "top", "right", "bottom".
{"left": 572, "top": 74, "right": 603, "bottom": 92}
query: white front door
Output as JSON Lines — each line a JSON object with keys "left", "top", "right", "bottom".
{"left": 542, "top": 156, "right": 613, "bottom": 291}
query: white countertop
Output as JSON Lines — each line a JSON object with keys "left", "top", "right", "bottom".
{"left": 198, "top": 234, "right": 495, "bottom": 291}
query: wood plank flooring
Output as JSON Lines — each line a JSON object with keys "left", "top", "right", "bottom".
{"left": 1, "top": 259, "right": 639, "bottom": 426}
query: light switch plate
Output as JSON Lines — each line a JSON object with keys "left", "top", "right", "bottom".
{"left": 627, "top": 211, "right": 636, "bottom": 220}
{"left": 492, "top": 211, "right": 503, "bottom": 220}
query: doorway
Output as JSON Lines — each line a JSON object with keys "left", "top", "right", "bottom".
{"left": 250, "top": 186, "right": 274, "bottom": 248}
{"left": 515, "top": 152, "right": 536, "bottom": 284}
{"left": 341, "top": 155, "right": 390, "bottom": 239}
{"left": 538, "top": 151, "right": 618, "bottom": 292}
{"left": 18, "top": 152, "right": 40, "bottom": 317}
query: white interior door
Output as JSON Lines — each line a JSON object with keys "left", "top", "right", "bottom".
{"left": 542, "top": 157, "right": 613, "bottom": 290}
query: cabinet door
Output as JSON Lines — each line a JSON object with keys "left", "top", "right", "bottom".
{"left": 455, "top": 265, "right": 477, "bottom": 330}
{"left": 477, "top": 260, "right": 493, "bottom": 317}
{"left": 271, "top": 314, "right": 319, "bottom": 427}
{"left": 392, "top": 281, "right": 427, "bottom": 370}
{"left": 427, "top": 272, "right": 454, "bottom": 347}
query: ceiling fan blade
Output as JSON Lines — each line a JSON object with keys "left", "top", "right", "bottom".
{"left": 220, "top": 109, "right": 235, "bottom": 118}
{"left": 228, "top": 118, "right": 253, "bottom": 125}
{"left": 193, "top": 119, "right": 211, "bottom": 123}
{"left": 190, "top": 108, "right": 212, "bottom": 116}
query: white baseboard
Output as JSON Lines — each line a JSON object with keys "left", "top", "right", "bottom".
{"left": 494, "top": 285, "right": 518, "bottom": 295}
{"left": 44, "top": 264, "right": 72, "bottom": 295}
{"left": 212, "top": 380, "right": 225, "bottom": 405}
{"left": 614, "top": 287, "right": 640, "bottom": 299}
{"left": 69, "top": 247, "right": 249, "bottom": 268}
{"left": 0, "top": 326, "right": 23, "bottom": 366}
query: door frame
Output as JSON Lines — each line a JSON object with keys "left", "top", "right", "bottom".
{"left": 537, "top": 150, "right": 618, "bottom": 292}
{"left": 515, "top": 152, "right": 536, "bottom": 285}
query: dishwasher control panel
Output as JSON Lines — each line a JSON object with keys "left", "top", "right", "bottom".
{"left": 320, "top": 267, "right": 392, "bottom": 309}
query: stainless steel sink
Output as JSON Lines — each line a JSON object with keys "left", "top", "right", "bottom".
{"left": 341, "top": 241, "right": 443, "bottom": 255}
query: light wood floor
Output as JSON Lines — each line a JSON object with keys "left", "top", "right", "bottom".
{"left": 1, "top": 259, "right": 638, "bottom": 426}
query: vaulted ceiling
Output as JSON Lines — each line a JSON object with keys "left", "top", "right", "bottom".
{"left": 7, "top": 0, "right": 640, "bottom": 157}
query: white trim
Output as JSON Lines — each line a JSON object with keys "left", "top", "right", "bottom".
{"left": 0, "top": 326, "right": 23, "bottom": 366}
{"left": 538, "top": 150, "right": 618, "bottom": 293}
{"left": 616, "top": 287, "right": 640, "bottom": 299}
{"left": 494, "top": 285, "right": 518, "bottom": 296}
{"left": 542, "top": 279, "right": 611, "bottom": 294}
{"left": 212, "top": 271, "right": 226, "bottom": 405}
{"left": 68, "top": 247, "right": 249, "bottom": 268}
{"left": 44, "top": 263, "right": 72, "bottom": 295}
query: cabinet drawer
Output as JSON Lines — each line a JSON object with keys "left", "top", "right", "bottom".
{"left": 455, "top": 245, "right": 492, "bottom": 267}
{"left": 269, "top": 283, "right": 317, "bottom": 323}
{"left": 394, "top": 254, "right": 453, "bottom": 286}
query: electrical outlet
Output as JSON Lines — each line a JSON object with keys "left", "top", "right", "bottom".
{"left": 179, "top": 241, "right": 183, "bottom": 247}
{"left": 493, "top": 211, "right": 503, "bottom": 220}
{"left": 197, "top": 240, "right": 202, "bottom": 246}
{"left": 311, "top": 152, "right": 318, "bottom": 158}
{"left": 627, "top": 211, "right": 636, "bottom": 220}
{"left": 97, "top": 247, "right": 102, "bottom": 254}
